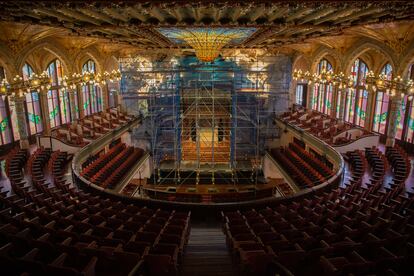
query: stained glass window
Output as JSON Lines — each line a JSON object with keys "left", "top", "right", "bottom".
{"left": 22, "top": 63, "right": 34, "bottom": 81}
{"left": 372, "top": 64, "right": 392, "bottom": 134}
{"left": 312, "top": 59, "right": 333, "bottom": 115}
{"left": 82, "top": 60, "right": 102, "bottom": 115}
{"left": 372, "top": 91, "right": 390, "bottom": 134}
{"left": 345, "top": 58, "right": 369, "bottom": 126}
{"left": 47, "top": 59, "right": 72, "bottom": 128}
{"left": 295, "top": 84, "right": 304, "bottom": 106}
{"left": 22, "top": 63, "right": 43, "bottom": 135}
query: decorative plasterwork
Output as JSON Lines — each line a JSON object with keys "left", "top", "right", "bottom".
{"left": 0, "top": 1, "right": 412, "bottom": 49}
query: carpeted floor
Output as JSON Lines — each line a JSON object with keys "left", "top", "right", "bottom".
{"left": 181, "top": 222, "right": 236, "bottom": 276}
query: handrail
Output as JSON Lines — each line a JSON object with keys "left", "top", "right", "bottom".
{"left": 37, "top": 135, "right": 85, "bottom": 148}
{"left": 72, "top": 117, "right": 140, "bottom": 186}
{"left": 71, "top": 115, "right": 344, "bottom": 210}
{"left": 265, "top": 152, "right": 300, "bottom": 193}
{"left": 274, "top": 117, "right": 345, "bottom": 193}
{"left": 333, "top": 133, "right": 379, "bottom": 147}
{"left": 114, "top": 153, "right": 150, "bottom": 193}
{"left": 331, "top": 124, "right": 369, "bottom": 137}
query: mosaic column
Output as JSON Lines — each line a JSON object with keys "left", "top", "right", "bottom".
{"left": 39, "top": 90, "right": 51, "bottom": 136}
{"left": 307, "top": 83, "right": 314, "bottom": 109}
{"left": 330, "top": 86, "right": 338, "bottom": 118}
{"left": 386, "top": 94, "right": 402, "bottom": 147}
{"left": 364, "top": 88, "right": 376, "bottom": 131}
{"left": 14, "top": 94, "right": 29, "bottom": 149}
{"left": 68, "top": 88, "right": 78, "bottom": 124}
{"left": 338, "top": 88, "right": 347, "bottom": 121}
{"left": 77, "top": 84, "right": 85, "bottom": 119}
{"left": 101, "top": 84, "right": 109, "bottom": 111}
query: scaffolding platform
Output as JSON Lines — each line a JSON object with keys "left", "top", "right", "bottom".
{"left": 120, "top": 56, "right": 280, "bottom": 187}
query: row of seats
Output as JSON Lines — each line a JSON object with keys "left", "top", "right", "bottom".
{"left": 364, "top": 146, "right": 387, "bottom": 192}
{"left": 53, "top": 107, "right": 134, "bottom": 146}
{"left": 343, "top": 149, "right": 367, "bottom": 191}
{"left": 1, "top": 146, "right": 191, "bottom": 275}
{"left": 222, "top": 146, "right": 414, "bottom": 275}
{"left": 5, "top": 148, "right": 31, "bottom": 198}
{"left": 88, "top": 145, "right": 144, "bottom": 189}
{"left": 81, "top": 142, "right": 126, "bottom": 179}
{"left": 270, "top": 142, "right": 332, "bottom": 189}
{"left": 386, "top": 145, "right": 411, "bottom": 182}
{"left": 288, "top": 142, "right": 333, "bottom": 178}
{"left": 280, "top": 107, "right": 370, "bottom": 145}
{"left": 48, "top": 150, "right": 75, "bottom": 195}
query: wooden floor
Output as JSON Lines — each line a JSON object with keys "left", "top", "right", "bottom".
{"left": 181, "top": 221, "right": 236, "bottom": 276}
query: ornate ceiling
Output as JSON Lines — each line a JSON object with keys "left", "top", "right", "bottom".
{"left": 0, "top": 1, "right": 413, "bottom": 50}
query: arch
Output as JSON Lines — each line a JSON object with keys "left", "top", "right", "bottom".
{"left": 343, "top": 39, "right": 397, "bottom": 75}
{"left": 74, "top": 46, "right": 103, "bottom": 74}
{"left": 310, "top": 46, "right": 341, "bottom": 73}
{"left": 103, "top": 55, "right": 120, "bottom": 72}
{"left": 292, "top": 53, "right": 311, "bottom": 72}
{"left": 0, "top": 42, "right": 18, "bottom": 78}
{"left": 16, "top": 39, "right": 73, "bottom": 76}
{"left": 398, "top": 39, "right": 414, "bottom": 78}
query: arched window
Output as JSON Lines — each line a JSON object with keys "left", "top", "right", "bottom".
{"left": 23, "top": 63, "right": 43, "bottom": 135}
{"left": 372, "top": 63, "right": 392, "bottom": 134}
{"left": 344, "top": 58, "right": 369, "bottom": 126}
{"left": 312, "top": 59, "right": 333, "bottom": 115}
{"left": 47, "top": 59, "right": 71, "bottom": 128}
{"left": 82, "top": 60, "right": 102, "bottom": 116}
{"left": 22, "top": 63, "right": 34, "bottom": 81}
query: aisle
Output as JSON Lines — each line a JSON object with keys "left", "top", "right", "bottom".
{"left": 180, "top": 222, "right": 236, "bottom": 276}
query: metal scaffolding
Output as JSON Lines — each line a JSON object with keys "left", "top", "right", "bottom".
{"left": 119, "top": 57, "right": 279, "bottom": 186}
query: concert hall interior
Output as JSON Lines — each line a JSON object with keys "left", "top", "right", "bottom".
{"left": 0, "top": 0, "right": 414, "bottom": 275}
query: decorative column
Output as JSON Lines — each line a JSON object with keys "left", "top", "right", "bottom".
{"left": 77, "top": 84, "right": 85, "bottom": 119}
{"left": 386, "top": 94, "right": 401, "bottom": 147}
{"left": 14, "top": 93, "right": 29, "bottom": 149}
{"left": 39, "top": 89, "right": 51, "bottom": 136}
{"left": 364, "top": 88, "right": 376, "bottom": 131}
{"left": 101, "top": 83, "right": 109, "bottom": 111}
{"left": 338, "top": 87, "right": 347, "bottom": 121}
{"left": 307, "top": 83, "right": 314, "bottom": 110}
{"left": 330, "top": 86, "right": 338, "bottom": 118}
{"left": 68, "top": 87, "right": 78, "bottom": 123}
